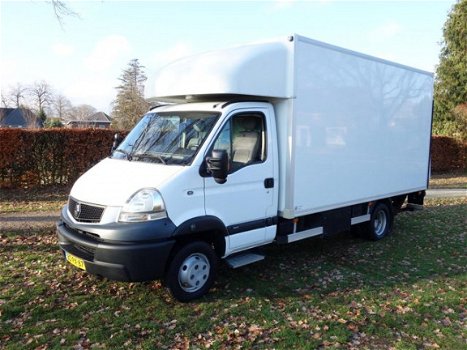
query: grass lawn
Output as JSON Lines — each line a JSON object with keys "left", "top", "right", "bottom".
{"left": 0, "top": 189, "right": 465, "bottom": 349}
{"left": 429, "top": 171, "right": 467, "bottom": 189}
{"left": 0, "top": 186, "right": 69, "bottom": 213}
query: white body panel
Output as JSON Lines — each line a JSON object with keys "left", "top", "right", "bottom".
{"left": 280, "top": 35, "right": 433, "bottom": 217}
{"left": 154, "top": 41, "right": 293, "bottom": 100}
{"left": 157, "top": 164, "right": 206, "bottom": 226}
{"left": 70, "top": 158, "right": 184, "bottom": 207}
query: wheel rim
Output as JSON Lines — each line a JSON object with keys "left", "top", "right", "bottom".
{"left": 373, "top": 209, "right": 387, "bottom": 236}
{"left": 178, "top": 253, "right": 210, "bottom": 293}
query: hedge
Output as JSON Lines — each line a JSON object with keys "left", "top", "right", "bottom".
{"left": 0, "top": 128, "right": 126, "bottom": 189}
{"left": 431, "top": 136, "right": 466, "bottom": 172}
{"left": 0, "top": 129, "right": 465, "bottom": 189}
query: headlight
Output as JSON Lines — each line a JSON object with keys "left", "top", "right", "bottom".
{"left": 119, "top": 188, "right": 167, "bottom": 222}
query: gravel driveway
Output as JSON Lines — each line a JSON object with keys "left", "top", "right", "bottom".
{"left": 0, "top": 211, "right": 59, "bottom": 232}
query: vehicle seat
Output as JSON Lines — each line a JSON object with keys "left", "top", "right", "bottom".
{"left": 232, "top": 117, "right": 261, "bottom": 167}
{"left": 187, "top": 122, "right": 205, "bottom": 150}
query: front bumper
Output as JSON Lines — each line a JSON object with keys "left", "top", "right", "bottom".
{"left": 57, "top": 206, "right": 177, "bottom": 282}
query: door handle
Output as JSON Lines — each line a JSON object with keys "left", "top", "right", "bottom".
{"left": 264, "top": 178, "right": 274, "bottom": 189}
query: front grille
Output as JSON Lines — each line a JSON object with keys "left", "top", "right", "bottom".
{"left": 69, "top": 197, "right": 105, "bottom": 223}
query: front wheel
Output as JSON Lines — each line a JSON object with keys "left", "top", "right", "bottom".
{"left": 364, "top": 201, "right": 394, "bottom": 241}
{"left": 165, "top": 241, "right": 217, "bottom": 302}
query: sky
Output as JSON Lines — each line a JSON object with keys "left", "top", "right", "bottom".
{"left": 0, "top": 0, "right": 457, "bottom": 114}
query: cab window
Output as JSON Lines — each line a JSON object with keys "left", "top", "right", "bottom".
{"left": 210, "top": 113, "right": 266, "bottom": 173}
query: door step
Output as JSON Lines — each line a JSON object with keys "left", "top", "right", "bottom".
{"left": 225, "top": 252, "right": 265, "bottom": 269}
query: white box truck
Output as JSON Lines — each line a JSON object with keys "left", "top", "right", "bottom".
{"left": 57, "top": 34, "right": 433, "bottom": 301}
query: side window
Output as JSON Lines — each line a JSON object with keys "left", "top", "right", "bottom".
{"left": 213, "top": 121, "right": 231, "bottom": 155}
{"left": 210, "top": 113, "right": 266, "bottom": 173}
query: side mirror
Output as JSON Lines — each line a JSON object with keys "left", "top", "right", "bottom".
{"left": 111, "top": 133, "right": 122, "bottom": 153}
{"left": 206, "top": 149, "right": 228, "bottom": 184}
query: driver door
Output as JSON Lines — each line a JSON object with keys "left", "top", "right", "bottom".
{"left": 203, "top": 109, "right": 276, "bottom": 255}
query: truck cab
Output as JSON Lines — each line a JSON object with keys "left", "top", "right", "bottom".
{"left": 58, "top": 101, "right": 280, "bottom": 301}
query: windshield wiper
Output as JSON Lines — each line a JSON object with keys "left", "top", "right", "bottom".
{"left": 113, "top": 149, "right": 132, "bottom": 161}
{"left": 132, "top": 153, "right": 166, "bottom": 165}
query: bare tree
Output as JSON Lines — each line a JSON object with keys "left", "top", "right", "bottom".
{"left": 51, "top": 0, "right": 78, "bottom": 27}
{"left": 1, "top": 91, "right": 10, "bottom": 108}
{"left": 69, "top": 104, "right": 96, "bottom": 121}
{"left": 29, "top": 80, "right": 54, "bottom": 114}
{"left": 27, "top": 81, "right": 54, "bottom": 122}
{"left": 53, "top": 94, "right": 73, "bottom": 121}
{"left": 8, "top": 83, "right": 28, "bottom": 108}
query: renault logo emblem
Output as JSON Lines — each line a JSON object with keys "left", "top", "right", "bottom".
{"left": 74, "top": 203, "right": 81, "bottom": 218}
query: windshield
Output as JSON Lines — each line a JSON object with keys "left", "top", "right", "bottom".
{"left": 112, "top": 111, "right": 219, "bottom": 165}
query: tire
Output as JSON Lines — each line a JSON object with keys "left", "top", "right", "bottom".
{"left": 165, "top": 241, "right": 217, "bottom": 302}
{"left": 364, "top": 201, "right": 394, "bottom": 241}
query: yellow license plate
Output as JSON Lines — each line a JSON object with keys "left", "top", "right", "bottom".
{"left": 66, "top": 253, "right": 86, "bottom": 271}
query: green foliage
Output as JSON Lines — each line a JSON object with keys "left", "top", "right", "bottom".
{"left": 37, "top": 108, "right": 47, "bottom": 123}
{"left": 44, "top": 118, "right": 63, "bottom": 128}
{"left": 433, "top": 0, "right": 467, "bottom": 140}
{"left": 111, "top": 59, "right": 149, "bottom": 130}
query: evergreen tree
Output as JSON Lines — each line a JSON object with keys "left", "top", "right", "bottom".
{"left": 111, "top": 59, "right": 149, "bottom": 130}
{"left": 433, "top": 0, "right": 467, "bottom": 140}
{"left": 38, "top": 108, "right": 47, "bottom": 123}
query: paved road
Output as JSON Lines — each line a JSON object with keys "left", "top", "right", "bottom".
{"left": 426, "top": 188, "right": 467, "bottom": 198}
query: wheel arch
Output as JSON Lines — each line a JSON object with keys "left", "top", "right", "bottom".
{"left": 171, "top": 215, "right": 227, "bottom": 258}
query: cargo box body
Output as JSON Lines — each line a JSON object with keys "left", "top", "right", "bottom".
{"left": 277, "top": 35, "right": 433, "bottom": 218}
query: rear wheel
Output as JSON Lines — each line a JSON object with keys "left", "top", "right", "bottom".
{"left": 364, "top": 201, "right": 393, "bottom": 241}
{"left": 165, "top": 241, "right": 217, "bottom": 302}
